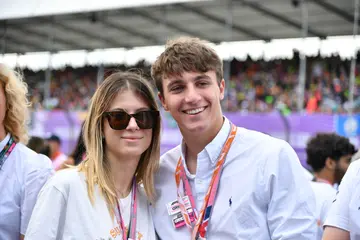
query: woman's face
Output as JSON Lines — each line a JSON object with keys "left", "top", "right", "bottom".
{"left": 103, "top": 89, "right": 153, "bottom": 160}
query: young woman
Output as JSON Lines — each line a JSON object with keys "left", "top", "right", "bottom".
{"left": 0, "top": 64, "right": 54, "bottom": 240}
{"left": 26, "top": 71, "right": 161, "bottom": 240}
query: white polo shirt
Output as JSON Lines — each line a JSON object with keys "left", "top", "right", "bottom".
{"left": 324, "top": 160, "right": 360, "bottom": 239}
{"left": 0, "top": 133, "right": 54, "bottom": 239}
{"left": 151, "top": 118, "right": 316, "bottom": 240}
{"left": 25, "top": 168, "right": 156, "bottom": 240}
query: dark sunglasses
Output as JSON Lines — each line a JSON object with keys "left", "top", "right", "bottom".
{"left": 104, "top": 110, "right": 159, "bottom": 130}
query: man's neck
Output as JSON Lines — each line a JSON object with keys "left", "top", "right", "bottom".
{"left": 314, "top": 171, "right": 334, "bottom": 185}
{"left": 181, "top": 117, "right": 224, "bottom": 174}
{"left": 106, "top": 149, "right": 140, "bottom": 198}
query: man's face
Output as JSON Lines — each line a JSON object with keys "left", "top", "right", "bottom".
{"left": 48, "top": 140, "right": 59, "bottom": 155}
{"left": 334, "top": 154, "right": 352, "bottom": 184}
{"left": 159, "top": 71, "right": 225, "bottom": 135}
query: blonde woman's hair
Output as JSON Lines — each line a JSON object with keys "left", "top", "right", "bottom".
{"left": 0, "top": 64, "right": 30, "bottom": 144}
{"left": 78, "top": 71, "right": 161, "bottom": 217}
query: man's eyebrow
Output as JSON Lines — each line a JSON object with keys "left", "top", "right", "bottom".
{"left": 194, "top": 74, "right": 211, "bottom": 81}
{"left": 167, "top": 79, "right": 184, "bottom": 90}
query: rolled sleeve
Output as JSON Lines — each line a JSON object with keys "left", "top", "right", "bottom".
{"left": 266, "top": 142, "right": 316, "bottom": 239}
{"left": 20, "top": 156, "right": 54, "bottom": 235}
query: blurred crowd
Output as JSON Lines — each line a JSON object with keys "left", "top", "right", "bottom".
{"left": 24, "top": 55, "right": 360, "bottom": 113}
{"left": 224, "top": 55, "right": 360, "bottom": 114}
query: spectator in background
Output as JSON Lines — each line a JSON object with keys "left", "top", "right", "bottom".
{"left": 305, "top": 133, "right": 356, "bottom": 240}
{"left": 59, "top": 124, "right": 86, "bottom": 169}
{"left": 306, "top": 133, "right": 356, "bottom": 186}
{"left": 0, "top": 64, "right": 53, "bottom": 240}
{"left": 47, "top": 134, "right": 67, "bottom": 170}
{"left": 27, "top": 136, "right": 46, "bottom": 153}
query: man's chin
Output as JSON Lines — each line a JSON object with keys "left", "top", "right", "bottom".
{"left": 182, "top": 123, "right": 207, "bottom": 134}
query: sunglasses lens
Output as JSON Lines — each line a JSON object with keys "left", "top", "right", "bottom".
{"left": 107, "top": 112, "right": 130, "bottom": 130}
{"left": 106, "top": 110, "right": 159, "bottom": 130}
{"left": 133, "top": 111, "right": 158, "bottom": 129}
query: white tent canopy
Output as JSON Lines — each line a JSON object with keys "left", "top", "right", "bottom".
{"left": 1, "top": 35, "right": 359, "bottom": 71}
{"left": 0, "top": 0, "right": 209, "bottom": 20}
{"left": 0, "top": 0, "right": 356, "bottom": 54}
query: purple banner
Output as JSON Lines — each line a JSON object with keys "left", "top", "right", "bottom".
{"left": 29, "top": 111, "right": 358, "bottom": 168}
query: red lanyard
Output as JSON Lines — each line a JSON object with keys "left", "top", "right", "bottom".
{"left": 115, "top": 177, "right": 138, "bottom": 240}
{"left": 175, "top": 123, "right": 237, "bottom": 240}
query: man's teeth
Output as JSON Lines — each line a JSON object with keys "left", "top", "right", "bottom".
{"left": 185, "top": 107, "right": 205, "bottom": 115}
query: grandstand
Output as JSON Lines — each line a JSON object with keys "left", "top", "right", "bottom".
{"left": 1, "top": 0, "right": 360, "bottom": 167}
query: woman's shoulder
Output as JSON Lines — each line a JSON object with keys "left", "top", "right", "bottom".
{"left": 45, "top": 168, "right": 84, "bottom": 194}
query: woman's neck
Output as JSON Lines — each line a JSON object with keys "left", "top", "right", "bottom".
{"left": 106, "top": 150, "right": 140, "bottom": 198}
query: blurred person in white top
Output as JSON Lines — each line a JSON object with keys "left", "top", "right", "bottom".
{"left": 150, "top": 37, "right": 316, "bottom": 240}
{"left": 25, "top": 72, "right": 160, "bottom": 240}
{"left": 323, "top": 160, "right": 360, "bottom": 240}
{"left": 0, "top": 64, "right": 54, "bottom": 240}
{"left": 305, "top": 133, "right": 355, "bottom": 240}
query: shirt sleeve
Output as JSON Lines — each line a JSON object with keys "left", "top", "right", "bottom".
{"left": 266, "top": 141, "right": 316, "bottom": 240}
{"left": 21, "top": 155, "right": 54, "bottom": 235}
{"left": 323, "top": 161, "right": 360, "bottom": 231}
{"left": 24, "top": 179, "right": 66, "bottom": 240}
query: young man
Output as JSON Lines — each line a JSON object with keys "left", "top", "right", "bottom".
{"left": 151, "top": 37, "right": 316, "bottom": 239}
{"left": 305, "top": 133, "right": 356, "bottom": 240}
{"left": 306, "top": 133, "right": 355, "bottom": 187}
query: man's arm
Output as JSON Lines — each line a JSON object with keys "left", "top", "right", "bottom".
{"left": 265, "top": 142, "right": 316, "bottom": 239}
{"left": 322, "top": 226, "right": 350, "bottom": 240}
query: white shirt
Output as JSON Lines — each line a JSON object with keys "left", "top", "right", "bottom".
{"left": 0, "top": 133, "right": 54, "bottom": 239}
{"left": 324, "top": 160, "right": 360, "bottom": 239}
{"left": 25, "top": 168, "right": 156, "bottom": 240}
{"left": 151, "top": 118, "right": 316, "bottom": 240}
{"left": 309, "top": 181, "right": 336, "bottom": 240}
{"left": 303, "top": 168, "right": 314, "bottom": 181}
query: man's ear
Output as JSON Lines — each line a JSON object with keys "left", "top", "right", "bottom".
{"left": 158, "top": 92, "right": 168, "bottom": 111}
{"left": 325, "top": 157, "right": 336, "bottom": 170}
{"left": 219, "top": 79, "right": 225, "bottom": 100}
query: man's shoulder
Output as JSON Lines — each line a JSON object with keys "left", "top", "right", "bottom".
{"left": 154, "top": 146, "right": 182, "bottom": 186}
{"left": 236, "top": 127, "right": 289, "bottom": 152}
{"left": 13, "top": 143, "right": 53, "bottom": 172}
{"left": 159, "top": 145, "right": 182, "bottom": 171}
{"left": 349, "top": 160, "right": 360, "bottom": 176}
{"left": 310, "top": 181, "right": 337, "bottom": 196}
